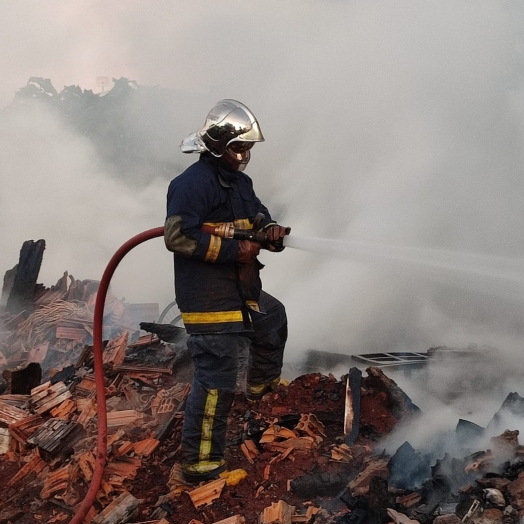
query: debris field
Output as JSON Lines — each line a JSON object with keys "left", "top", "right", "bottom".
{"left": 2, "top": 242, "right": 524, "bottom": 524}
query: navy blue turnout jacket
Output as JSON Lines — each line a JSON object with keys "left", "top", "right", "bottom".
{"left": 164, "top": 154, "right": 276, "bottom": 334}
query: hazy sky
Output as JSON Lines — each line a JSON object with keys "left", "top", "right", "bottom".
{"left": 2, "top": 1, "right": 524, "bottom": 402}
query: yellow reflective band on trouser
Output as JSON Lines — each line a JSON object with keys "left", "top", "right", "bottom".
{"left": 204, "top": 235, "right": 221, "bottom": 262}
{"left": 183, "top": 459, "right": 225, "bottom": 475}
{"left": 182, "top": 310, "right": 243, "bottom": 324}
{"left": 200, "top": 388, "right": 219, "bottom": 462}
{"left": 246, "top": 376, "right": 281, "bottom": 396}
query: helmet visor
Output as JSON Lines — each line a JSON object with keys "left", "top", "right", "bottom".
{"left": 228, "top": 141, "right": 255, "bottom": 153}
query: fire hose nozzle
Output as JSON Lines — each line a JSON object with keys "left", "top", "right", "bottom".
{"left": 201, "top": 214, "right": 290, "bottom": 251}
{"left": 201, "top": 225, "right": 269, "bottom": 246}
{"left": 233, "top": 226, "right": 290, "bottom": 251}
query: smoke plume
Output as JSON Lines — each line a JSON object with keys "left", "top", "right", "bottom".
{"left": 2, "top": 2, "right": 524, "bottom": 423}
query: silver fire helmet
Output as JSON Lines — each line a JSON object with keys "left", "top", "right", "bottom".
{"left": 180, "top": 99, "right": 264, "bottom": 157}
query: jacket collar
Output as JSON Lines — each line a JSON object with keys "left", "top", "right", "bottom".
{"left": 200, "top": 153, "right": 239, "bottom": 187}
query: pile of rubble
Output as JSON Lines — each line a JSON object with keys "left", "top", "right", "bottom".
{"left": 3, "top": 245, "right": 524, "bottom": 523}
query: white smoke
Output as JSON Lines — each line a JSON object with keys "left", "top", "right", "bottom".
{"left": 0, "top": 104, "right": 172, "bottom": 304}
{"left": 2, "top": 1, "right": 524, "bottom": 420}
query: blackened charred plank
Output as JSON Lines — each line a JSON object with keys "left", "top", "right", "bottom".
{"left": 27, "top": 418, "right": 85, "bottom": 458}
{"left": 368, "top": 477, "right": 390, "bottom": 524}
{"left": 344, "top": 367, "right": 362, "bottom": 446}
{"left": 5, "top": 239, "right": 46, "bottom": 314}
{"left": 2, "top": 362, "right": 42, "bottom": 395}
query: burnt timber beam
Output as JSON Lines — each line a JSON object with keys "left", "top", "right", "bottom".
{"left": 5, "top": 239, "right": 46, "bottom": 314}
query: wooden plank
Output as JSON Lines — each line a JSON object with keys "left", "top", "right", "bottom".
{"left": 0, "top": 394, "right": 31, "bottom": 409}
{"left": 9, "top": 413, "right": 45, "bottom": 445}
{"left": 0, "top": 427, "right": 11, "bottom": 454}
{"left": 35, "top": 390, "right": 72, "bottom": 415}
{"left": 31, "top": 381, "right": 67, "bottom": 404}
{"left": 55, "top": 326, "right": 87, "bottom": 340}
{"left": 92, "top": 491, "right": 140, "bottom": 524}
{"left": 0, "top": 399, "right": 30, "bottom": 425}
{"left": 113, "top": 363, "right": 173, "bottom": 375}
{"left": 30, "top": 381, "right": 51, "bottom": 400}
{"left": 106, "top": 410, "right": 143, "bottom": 428}
{"left": 344, "top": 367, "right": 362, "bottom": 445}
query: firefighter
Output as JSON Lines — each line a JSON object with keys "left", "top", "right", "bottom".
{"left": 164, "top": 99, "right": 290, "bottom": 483}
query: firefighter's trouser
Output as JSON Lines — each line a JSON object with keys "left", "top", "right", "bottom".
{"left": 181, "top": 291, "right": 287, "bottom": 480}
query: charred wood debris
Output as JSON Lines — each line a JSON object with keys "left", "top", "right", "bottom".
{"left": 1, "top": 242, "right": 524, "bottom": 524}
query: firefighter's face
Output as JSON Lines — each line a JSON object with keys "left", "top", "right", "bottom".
{"left": 222, "top": 141, "right": 254, "bottom": 171}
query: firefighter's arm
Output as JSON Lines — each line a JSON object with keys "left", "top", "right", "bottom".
{"left": 252, "top": 195, "right": 290, "bottom": 252}
{"left": 164, "top": 214, "right": 197, "bottom": 257}
{"left": 164, "top": 213, "right": 241, "bottom": 263}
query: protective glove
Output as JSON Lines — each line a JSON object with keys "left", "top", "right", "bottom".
{"left": 266, "top": 225, "right": 291, "bottom": 252}
{"left": 237, "top": 240, "right": 261, "bottom": 263}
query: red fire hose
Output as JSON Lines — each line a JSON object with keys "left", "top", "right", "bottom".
{"left": 70, "top": 227, "right": 164, "bottom": 524}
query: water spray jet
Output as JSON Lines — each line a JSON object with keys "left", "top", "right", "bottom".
{"left": 283, "top": 234, "right": 524, "bottom": 293}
